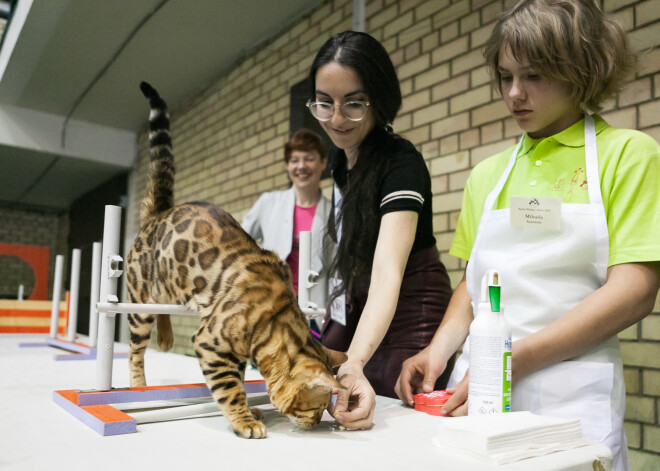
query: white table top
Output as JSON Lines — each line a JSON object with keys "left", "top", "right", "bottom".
{"left": 0, "top": 334, "right": 612, "bottom": 470}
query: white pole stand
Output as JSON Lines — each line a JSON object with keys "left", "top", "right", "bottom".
{"left": 66, "top": 248, "right": 81, "bottom": 342}
{"left": 95, "top": 205, "right": 123, "bottom": 391}
{"left": 88, "top": 242, "right": 102, "bottom": 348}
{"left": 297, "top": 231, "right": 326, "bottom": 320}
{"left": 47, "top": 248, "right": 100, "bottom": 359}
{"left": 49, "top": 255, "right": 65, "bottom": 338}
{"left": 18, "top": 284, "right": 24, "bottom": 301}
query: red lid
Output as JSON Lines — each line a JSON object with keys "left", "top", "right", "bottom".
{"left": 413, "top": 390, "right": 453, "bottom": 417}
{"left": 413, "top": 390, "right": 452, "bottom": 406}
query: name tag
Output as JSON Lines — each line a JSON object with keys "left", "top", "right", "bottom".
{"left": 510, "top": 196, "right": 561, "bottom": 230}
{"left": 329, "top": 277, "right": 346, "bottom": 326}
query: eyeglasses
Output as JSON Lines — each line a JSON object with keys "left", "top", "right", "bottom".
{"left": 306, "top": 100, "right": 371, "bottom": 122}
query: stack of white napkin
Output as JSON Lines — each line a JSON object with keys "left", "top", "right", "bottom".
{"left": 432, "top": 411, "right": 589, "bottom": 465}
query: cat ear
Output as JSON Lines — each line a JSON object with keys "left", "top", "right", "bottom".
{"left": 324, "top": 347, "right": 348, "bottom": 368}
{"left": 308, "top": 370, "right": 346, "bottom": 391}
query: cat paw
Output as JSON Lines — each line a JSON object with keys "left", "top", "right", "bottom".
{"left": 232, "top": 420, "right": 267, "bottom": 439}
{"left": 129, "top": 375, "right": 147, "bottom": 387}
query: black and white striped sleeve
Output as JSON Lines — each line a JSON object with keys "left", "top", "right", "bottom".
{"left": 380, "top": 190, "right": 424, "bottom": 209}
{"left": 379, "top": 147, "right": 429, "bottom": 216}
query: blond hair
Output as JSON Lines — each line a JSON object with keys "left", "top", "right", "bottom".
{"left": 484, "top": 0, "right": 636, "bottom": 112}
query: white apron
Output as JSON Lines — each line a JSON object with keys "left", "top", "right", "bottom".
{"left": 448, "top": 115, "right": 627, "bottom": 470}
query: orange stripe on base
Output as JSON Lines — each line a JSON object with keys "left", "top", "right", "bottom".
{"left": 0, "top": 309, "right": 66, "bottom": 318}
{"left": 0, "top": 326, "right": 48, "bottom": 333}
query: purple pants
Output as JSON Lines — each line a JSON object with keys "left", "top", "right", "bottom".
{"left": 322, "top": 245, "right": 455, "bottom": 398}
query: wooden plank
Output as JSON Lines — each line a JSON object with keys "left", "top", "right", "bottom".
{"left": 46, "top": 338, "right": 94, "bottom": 354}
{"left": 53, "top": 380, "right": 266, "bottom": 436}
{"left": 75, "top": 380, "right": 266, "bottom": 406}
{"left": 77, "top": 384, "right": 213, "bottom": 406}
{"left": 53, "top": 390, "right": 136, "bottom": 436}
{"left": 53, "top": 351, "right": 128, "bottom": 361}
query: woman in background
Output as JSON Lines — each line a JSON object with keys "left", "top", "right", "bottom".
{"left": 242, "top": 128, "right": 331, "bottom": 328}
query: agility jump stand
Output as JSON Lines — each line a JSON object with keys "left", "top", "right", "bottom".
{"left": 44, "top": 244, "right": 126, "bottom": 360}
{"left": 53, "top": 205, "right": 270, "bottom": 436}
{"left": 297, "top": 230, "right": 326, "bottom": 322}
{"left": 45, "top": 248, "right": 91, "bottom": 359}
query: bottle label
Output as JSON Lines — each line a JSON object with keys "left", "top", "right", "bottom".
{"left": 468, "top": 335, "right": 512, "bottom": 415}
{"left": 502, "top": 351, "right": 512, "bottom": 412}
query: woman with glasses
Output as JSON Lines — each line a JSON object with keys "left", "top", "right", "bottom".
{"left": 306, "top": 31, "right": 453, "bottom": 430}
{"left": 242, "top": 128, "right": 331, "bottom": 334}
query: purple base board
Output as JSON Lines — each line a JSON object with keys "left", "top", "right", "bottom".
{"left": 75, "top": 380, "right": 267, "bottom": 406}
{"left": 53, "top": 351, "right": 128, "bottom": 361}
{"left": 18, "top": 342, "right": 51, "bottom": 347}
{"left": 46, "top": 337, "right": 94, "bottom": 354}
{"left": 53, "top": 380, "right": 267, "bottom": 436}
{"left": 53, "top": 390, "right": 136, "bottom": 436}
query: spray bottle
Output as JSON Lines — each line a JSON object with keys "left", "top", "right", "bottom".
{"left": 468, "top": 269, "right": 512, "bottom": 415}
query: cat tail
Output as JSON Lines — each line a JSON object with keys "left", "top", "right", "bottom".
{"left": 139, "top": 81, "right": 174, "bottom": 223}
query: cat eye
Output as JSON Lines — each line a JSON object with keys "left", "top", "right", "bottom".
{"left": 306, "top": 100, "right": 371, "bottom": 122}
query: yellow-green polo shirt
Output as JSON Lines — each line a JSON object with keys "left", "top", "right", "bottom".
{"left": 450, "top": 115, "right": 660, "bottom": 267}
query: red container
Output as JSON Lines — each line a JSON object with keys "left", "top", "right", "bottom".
{"left": 413, "top": 390, "right": 453, "bottom": 417}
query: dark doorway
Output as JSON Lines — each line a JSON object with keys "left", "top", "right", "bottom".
{"left": 68, "top": 172, "right": 128, "bottom": 341}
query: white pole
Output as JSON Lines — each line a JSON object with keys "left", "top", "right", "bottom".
{"left": 49, "top": 255, "right": 64, "bottom": 338}
{"left": 130, "top": 394, "right": 271, "bottom": 424}
{"left": 297, "top": 231, "right": 325, "bottom": 319}
{"left": 66, "top": 249, "right": 81, "bottom": 342}
{"left": 17, "top": 284, "right": 24, "bottom": 301}
{"left": 298, "top": 231, "right": 311, "bottom": 311}
{"left": 88, "top": 242, "right": 102, "bottom": 347}
{"left": 96, "top": 205, "right": 122, "bottom": 391}
{"left": 96, "top": 302, "right": 198, "bottom": 316}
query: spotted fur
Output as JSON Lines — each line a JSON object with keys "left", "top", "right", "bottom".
{"left": 127, "top": 82, "right": 345, "bottom": 438}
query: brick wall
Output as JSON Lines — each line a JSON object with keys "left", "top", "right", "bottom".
{"left": 0, "top": 206, "right": 69, "bottom": 300}
{"left": 131, "top": 1, "right": 660, "bottom": 466}
{"left": 0, "top": 254, "right": 35, "bottom": 299}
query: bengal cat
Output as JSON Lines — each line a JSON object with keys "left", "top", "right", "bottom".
{"left": 126, "top": 82, "right": 345, "bottom": 438}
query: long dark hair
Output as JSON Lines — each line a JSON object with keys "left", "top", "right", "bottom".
{"left": 308, "top": 31, "right": 402, "bottom": 300}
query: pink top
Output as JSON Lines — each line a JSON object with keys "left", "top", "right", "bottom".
{"left": 287, "top": 204, "right": 317, "bottom": 294}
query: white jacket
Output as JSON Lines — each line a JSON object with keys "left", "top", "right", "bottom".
{"left": 242, "top": 187, "right": 331, "bottom": 309}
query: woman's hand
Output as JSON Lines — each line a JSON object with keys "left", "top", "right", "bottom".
{"left": 394, "top": 345, "right": 448, "bottom": 406}
{"left": 395, "top": 273, "right": 473, "bottom": 406}
{"left": 443, "top": 370, "right": 468, "bottom": 416}
{"left": 328, "top": 364, "right": 376, "bottom": 430}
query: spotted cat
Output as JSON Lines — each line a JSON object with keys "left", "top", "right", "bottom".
{"left": 126, "top": 82, "right": 345, "bottom": 438}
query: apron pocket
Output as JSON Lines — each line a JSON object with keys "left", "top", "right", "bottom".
{"left": 513, "top": 360, "right": 613, "bottom": 442}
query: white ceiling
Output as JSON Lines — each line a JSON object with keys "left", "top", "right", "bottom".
{"left": 0, "top": 0, "right": 325, "bottom": 211}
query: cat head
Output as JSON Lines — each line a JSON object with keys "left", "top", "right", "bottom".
{"left": 270, "top": 342, "right": 347, "bottom": 430}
